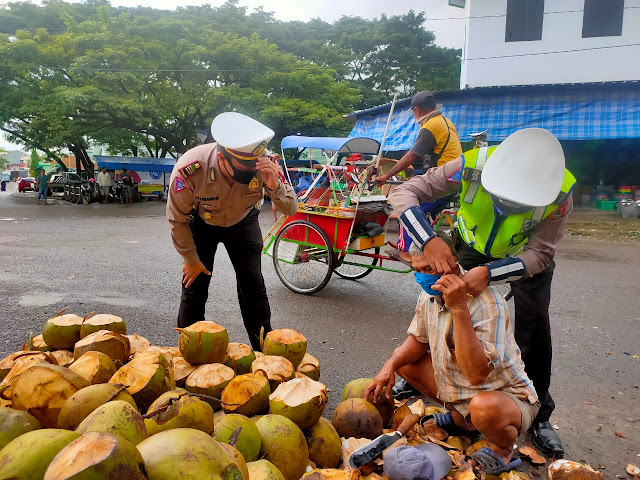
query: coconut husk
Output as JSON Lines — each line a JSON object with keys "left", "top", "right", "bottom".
{"left": 30, "top": 334, "right": 53, "bottom": 352}
{"left": 176, "top": 321, "right": 229, "bottom": 364}
{"left": 42, "top": 310, "right": 84, "bottom": 350}
{"left": 519, "top": 445, "right": 546, "bottom": 464}
{"left": 73, "top": 330, "right": 131, "bottom": 365}
{"left": 50, "top": 350, "right": 74, "bottom": 368}
{"left": 306, "top": 417, "right": 341, "bottom": 469}
{"left": 0, "top": 407, "right": 42, "bottom": 451}
{"left": 43, "top": 431, "right": 146, "bottom": 480}
{"left": 172, "top": 356, "right": 197, "bottom": 387}
{"left": 109, "top": 353, "right": 174, "bottom": 410}
{"left": 125, "top": 334, "right": 151, "bottom": 355}
{"left": 76, "top": 400, "right": 148, "bottom": 445}
{"left": 213, "top": 413, "right": 262, "bottom": 463}
{"left": 256, "top": 414, "right": 309, "bottom": 480}
{"left": 221, "top": 373, "right": 271, "bottom": 417}
{"left": 58, "top": 383, "right": 136, "bottom": 430}
{"left": 252, "top": 355, "right": 295, "bottom": 391}
{"left": 296, "top": 353, "right": 320, "bottom": 381}
{"left": 268, "top": 376, "right": 327, "bottom": 430}
{"left": 144, "top": 390, "right": 214, "bottom": 436}
{"left": 0, "top": 352, "right": 57, "bottom": 399}
{"left": 223, "top": 343, "right": 256, "bottom": 374}
{"left": 80, "top": 314, "right": 127, "bottom": 339}
{"left": 11, "top": 364, "right": 90, "bottom": 427}
{"left": 262, "top": 329, "right": 307, "bottom": 368}
{"left": 247, "top": 459, "right": 286, "bottom": 480}
{"left": 548, "top": 460, "right": 602, "bottom": 480}
{"left": 332, "top": 398, "right": 383, "bottom": 439}
{"left": 69, "top": 351, "right": 117, "bottom": 385}
{"left": 185, "top": 363, "right": 235, "bottom": 410}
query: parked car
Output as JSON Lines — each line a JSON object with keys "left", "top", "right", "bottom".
{"left": 49, "top": 171, "right": 84, "bottom": 193}
{"left": 18, "top": 177, "right": 36, "bottom": 192}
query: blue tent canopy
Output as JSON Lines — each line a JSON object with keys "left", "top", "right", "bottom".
{"left": 94, "top": 156, "right": 176, "bottom": 173}
{"left": 281, "top": 136, "right": 380, "bottom": 155}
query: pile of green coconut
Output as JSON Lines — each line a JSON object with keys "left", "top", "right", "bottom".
{"left": 0, "top": 309, "right": 402, "bottom": 480}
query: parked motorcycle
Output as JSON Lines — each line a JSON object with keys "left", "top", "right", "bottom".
{"left": 113, "top": 179, "right": 126, "bottom": 204}
{"left": 80, "top": 180, "right": 95, "bottom": 205}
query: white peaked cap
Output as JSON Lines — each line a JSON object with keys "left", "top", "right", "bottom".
{"left": 481, "top": 128, "right": 565, "bottom": 207}
{"left": 211, "top": 112, "right": 275, "bottom": 160}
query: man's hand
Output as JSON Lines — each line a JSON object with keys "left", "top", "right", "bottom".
{"left": 412, "top": 237, "right": 457, "bottom": 274}
{"left": 461, "top": 266, "right": 489, "bottom": 297}
{"left": 432, "top": 274, "right": 469, "bottom": 309}
{"left": 182, "top": 261, "right": 211, "bottom": 288}
{"left": 365, "top": 363, "right": 396, "bottom": 403}
{"left": 256, "top": 156, "right": 281, "bottom": 190}
{"left": 372, "top": 174, "right": 390, "bottom": 186}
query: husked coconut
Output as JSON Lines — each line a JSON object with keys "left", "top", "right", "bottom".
{"left": 109, "top": 353, "right": 175, "bottom": 410}
{"left": 251, "top": 355, "right": 295, "bottom": 390}
{"left": 331, "top": 398, "right": 383, "bottom": 439}
{"left": 213, "top": 413, "right": 262, "bottom": 462}
{"left": 305, "top": 418, "right": 341, "bottom": 469}
{"left": 125, "top": 334, "right": 151, "bottom": 354}
{"left": 11, "top": 364, "right": 90, "bottom": 428}
{"left": 268, "top": 376, "right": 327, "bottom": 430}
{"left": 256, "top": 414, "right": 309, "bottom": 480}
{"left": 58, "top": 383, "right": 136, "bottom": 430}
{"left": 73, "top": 330, "right": 131, "bottom": 364}
{"left": 219, "top": 442, "right": 250, "bottom": 480}
{"left": 137, "top": 427, "right": 243, "bottom": 480}
{"left": 262, "top": 329, "right": 307, "bottom": 368}
{"left": 79, "top": 314, "right": 127, "bottom": 339}
{"left": 42, "top": 309, "right": 84, "bottom": 350}
{"left": 0, "top": 407, "right": 42, "bottom": 450}
{"left": 51, "top": 350, "right": 74, "bottom": 368}
{"left": 76, "top": 400, "right": 147, "bottom": 445}
{"left": 342, "top": 378, "right": 394, "bottom": 426}
{"left": 173, "top": 356, "right": 197, "bottom": 387}
{"left": 0, "top": 429, "right": 80, "bottom": 480}
{"left": 296, "top": 353, "right": 320, "bottom": 381}
{"left": 144, "top": 389, "right": 214, "bottom": 436}
{"left": 69, "top": 351, "right": 117, "bottom": 384}
{"left": 185, "top": 363, "right": 235, "bottom": 410}
{"left": 247, "top": 459, "right": 286, "bottom": 480}
{"left": 223, "top": 343, "right": 256, "bottom": 374}
{"left": 176, "top": 321, "right": 229, "bottom": 364}
{"left": 221, "top": 373, "right": 270, "bottom": 417}
{"left": 43, "top": 432, "right": 146, "bottom": 480}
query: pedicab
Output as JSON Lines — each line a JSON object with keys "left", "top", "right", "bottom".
{"left": 262, "top": 136, "right": 414, "bottom": 294}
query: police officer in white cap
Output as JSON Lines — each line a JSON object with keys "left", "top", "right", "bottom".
{"left": 389, "top": 128, "right": 575, "bottom": 456}
{"left": 167, "top": 112, "right": 298, "bottom": 350}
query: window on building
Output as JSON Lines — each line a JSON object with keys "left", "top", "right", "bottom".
{"left": 582, "top": 0, "right": 624, "bottom": 38}
{"left": 505, "top": 0, "right": 545, "bottom": 42}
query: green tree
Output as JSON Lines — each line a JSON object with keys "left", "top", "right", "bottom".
{"left": 29, "top": 149, "right": 41, "bottom": 177}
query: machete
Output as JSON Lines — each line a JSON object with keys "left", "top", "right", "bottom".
{"left": 347, "top": 413, "right": 420, "bottom": 469}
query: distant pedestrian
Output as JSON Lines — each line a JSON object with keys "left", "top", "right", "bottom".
{"left": 96, "top": 166, "right": 111, "bottom": 204}
{"left": 120, "top": 168, "right": 134, "bottom": 203}
{"left": 36, "top": 169, "right": 49, "bottom": 205}
{"left": 0, "top": 179, "right": 6, "bottom": 192}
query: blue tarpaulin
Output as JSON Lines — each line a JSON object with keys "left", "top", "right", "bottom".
{"left": 347, "top": 82, "right": 640, "bottom": 151}
{"left": 281, "top": 136, "right": 380, "bottom": 154}
{"left": 94, "top": 156, "right": 176, "bottom": 173}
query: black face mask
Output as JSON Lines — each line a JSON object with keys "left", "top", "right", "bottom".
{"left": 224, "top": 158, "right": 257, "bottom": 184}
{"left": 490, "top": 194, "right": 533, "bottom": 215}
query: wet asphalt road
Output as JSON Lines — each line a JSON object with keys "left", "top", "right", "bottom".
{"left": 0, "top": 183, "right": 638, "bottom": 476}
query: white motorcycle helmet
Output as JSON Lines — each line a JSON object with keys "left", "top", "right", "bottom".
{"left": 481, "top": 128, "right": 565, "bottom": 207}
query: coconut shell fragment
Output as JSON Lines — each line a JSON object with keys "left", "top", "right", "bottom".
{"left": 58, "top": 383, "right": 136, "bottom": 430}
{"left": 69, "top": 351, "right": 117, "bottom": 385}
{"left": 548, "top": 460, "right": 602, "bottom": 480}
{"left": 144, "top": 389, "right": 214, "bottom": 436}
{"left": 296, "top": 353, "right": 320, "bottom": 381}
{"left": 252, "top": 355, "right": 295, "bottom": 390}
{"left": 268, "top": 376, "right": 327, "bottom": 430}
{"left": 73, "top": 330, "right": 131, "bottom": 364}
{"left": 109, "top": 353, "right": 175, "bottom": 410}
{"left": 126, "top": 334, "right": 152, "bottom": 355}
{"left": 185, "top": 363, "right": 235, "bottom": 410}
{"left": 222, "top": 373, "right": 271, "bottom": 417}
{"left": 176, "top": 321, "right": 229, "bottom": 364}
{"left": 173, "top": 356, "right": 197, "bottom": 387}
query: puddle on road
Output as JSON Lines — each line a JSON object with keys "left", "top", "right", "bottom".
{"left": 19, "top": 292, "right": 65, "bottom": 306}
{"left": 94, "top": 294, "right": 143, "bottom": 307}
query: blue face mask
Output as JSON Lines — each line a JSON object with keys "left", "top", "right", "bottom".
{"left": 414, "top": 272, "right": 442, "bottom": 296}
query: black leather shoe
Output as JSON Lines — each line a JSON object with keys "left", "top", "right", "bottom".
{"left": 391, "top": 378, "right": 420, "bottom": 399}
{"left": 530, "top": 421, "right": 564, "bottom": 457}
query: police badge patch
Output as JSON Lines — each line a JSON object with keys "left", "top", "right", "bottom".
{"left": 179, "top": 161, "right": 202, "bottom": 179}
{"left": 174, "top": 176, "right": 186, "bottom": 193}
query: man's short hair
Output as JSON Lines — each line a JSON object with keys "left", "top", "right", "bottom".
{"left": 411, "top": 91, "right": 437, "bottom": 112}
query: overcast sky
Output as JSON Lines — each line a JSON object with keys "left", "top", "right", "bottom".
{"left": 1, "top": 0, "right": 465, "bottom": 151}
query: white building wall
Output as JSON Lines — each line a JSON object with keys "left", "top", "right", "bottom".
{"left": 460, "top": 0, "right": 640, "bottom": 88}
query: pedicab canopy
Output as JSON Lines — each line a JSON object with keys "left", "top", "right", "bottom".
{"left": 281, "top": 136, "right": 380, "bottom": 155}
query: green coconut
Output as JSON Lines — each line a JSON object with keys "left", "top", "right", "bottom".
{"left": 224, "top": 343, "right": 256, "bottom": 374}
{"left": 331, "top": 398, "right": 383, "bottom": 439}
{"left": 296, "top": 353, "right": 320, "bottom": 381}
{"left": 73, "top": 330, "right": 131, "bottom": 365}
{"left": 43, "top": 431, "right": 146, "bottom": 480}
{"left": 0, "top": 407, "right": 42, "bottom": 450}
{"left": 109, "top": 353, "right": 175, "bottom": 410}
{"left": 176, "top": 321, "right": 229, "bottom": 364}
{"left": 213, "top": 413, "right": 262, "bottom": 462}
{"left": 137, "top": 427, "right": 244, "bottom": 480}
{"left": 220, "top": 442, "right": 250, "bottom": 480}
{"left": 75, "top": 400, "right": 147, "bottom": 445}
{"left": 251, "top": 355, "right": 295, "bottom": 391}
{"left": 144, "top": 389, "right": 214, "bottom": 436}
{"left": 58, "top": 383, "right": 136, "bottom": 430}
{"left": 268, "top": 376, "right": 327, "bottom": 430}
{"left": 79, "top": 314, "right": 127, "bottom": 339}
{"left": 256, "top": 414, "right": 309, "bottom": 480}
{"left": 247, "top": 460, "right": 286, "bottom": 480}
{"left": 221, "top": 373, "right": 270, "bottom": 417}
{"left": 262, "top": 329, "right": 307, "bottom": 368}
{"left": 0, "top": 429, "right": 80, "bottom": 480}
{"left": 185, "top": 363, "right": 235, "bottom": 410}
{"left": 126, "top": 334, "right": 152, "bottom": 355}
{"left": 42, "top": 310, "right": 84, "bottom": 350}
{"left": 172, "top": 356, "right": 197, "bottom": 387}
{"left": 341, "top": 377, "right": 394, "bottom": 426}
{"left": 305, "top": 418, "right": 341, "bottom": 469}
{"left": 11, "top": 363, "right": 90, "bottom": 428}
{"left": 69, "top": 351, "right": 117, "bottom": 385}
{"left": 51, "top": 350, "right": 74, "bottom": 368}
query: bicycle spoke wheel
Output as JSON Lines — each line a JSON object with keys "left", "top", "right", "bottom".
{"left": 334, "top": 247, "right": 379, "bottom": 280}
{"left": 272, "top": 220, "right": 334, "bottom": 295}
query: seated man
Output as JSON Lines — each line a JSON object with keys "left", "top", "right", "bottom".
{"left": 366, "top": 259, "right": 540, "bottom": 475}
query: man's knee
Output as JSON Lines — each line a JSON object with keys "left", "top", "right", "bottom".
{"left": 469, "top": 393, "right": 504, "bottom": 428}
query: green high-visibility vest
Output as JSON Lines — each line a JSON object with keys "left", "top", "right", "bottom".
{"left": 457, "top": 146, "right": 576, "bottom": 258}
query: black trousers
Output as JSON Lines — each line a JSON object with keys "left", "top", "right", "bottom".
{"left": 457, "top": 242, "right": 556, "bottom": 424}
{"left": 177, "top": 208, "right": 271, "bottom": 350}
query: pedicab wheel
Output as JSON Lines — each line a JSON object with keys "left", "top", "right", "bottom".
{"left": 272, "top": 220, "right": 334, "bottom": 295}
{"left": 334, "top": 247, "right": 379, "bottom": 280}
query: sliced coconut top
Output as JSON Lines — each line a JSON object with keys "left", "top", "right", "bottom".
{"left": 182, "top": 321, "right": 226, "bottom": 333}
{"left": 224, "top": 373, "right": 268, "bottom": 396}
{"left": 31, "top": 335, "right": 49, "bottom": 348}
{"left": 51, "top": 350, "right": 74, "bottom": 367}
{"left": 126, "top": 334, "right": 151, "bottom": 354}
{"left": 47, "top": 314, "right": 84, "bottom": 326}
{"left": 75, "top": 330, "right": 128, "bottom": 347}
{"left": 83, "top": 314, "right": 124, "bottom": 326}
{"left": 71, "top": 351, "right": 114, "bottom": 365}
{"left": 132, "top": 346, "right": 176, "bottom": 362}
{"left": 186, "top": 363, "right": 235, "bottom": 387}
{"left": 172, "top": 357, "right": 197, "bottom": 381}
{"left": 296, "top": 353, "right": 319, "bottom": 371}
{"left": 0, "top": 351, "right": 54, "bottom": 369}
{"left": 266, "top": 328, "right": 306, "bottom": 345}
{"left": 226, "top": 343, "right": 253, "bottom": 359}
{"left": 109, "top": 358, "right": 167, "bottom": 395}
{"left": 252, "top": 355, "right": 294, "bottom": 379}
{"left": 45, "top": 432, "right": 117, "bottom": 477}
{"left": 269, "top": 376, "right": 327, "bottom": 406}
